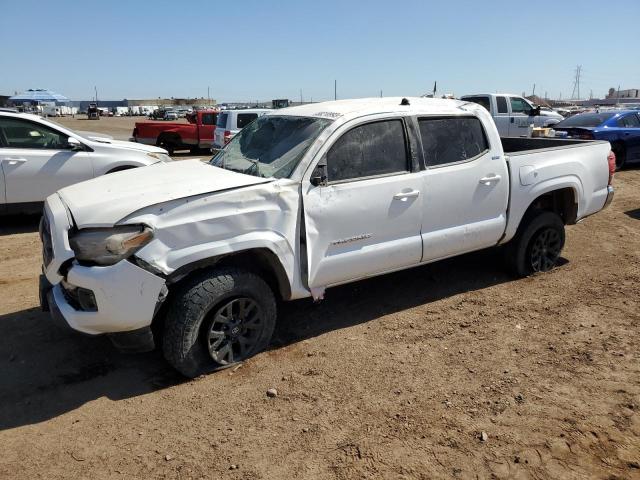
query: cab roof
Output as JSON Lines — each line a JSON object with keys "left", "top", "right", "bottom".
{"left": 270, "top": 97, "right": 474, "bottom": 121}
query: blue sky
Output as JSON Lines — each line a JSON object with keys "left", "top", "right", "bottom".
{"left": 1, "top": 0, "right": 638, "bottom": 102}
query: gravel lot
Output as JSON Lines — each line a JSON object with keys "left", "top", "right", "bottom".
{"left": 0, "top": 118, "right": 638, "bottom": 479}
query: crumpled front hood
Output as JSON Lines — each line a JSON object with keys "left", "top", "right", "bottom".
{"left": 57, "top": 160, "right": 269, "bottom": 227}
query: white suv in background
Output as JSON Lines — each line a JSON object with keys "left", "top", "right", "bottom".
{"left": 213, "top": 109, "right": 270, "bottom": 149}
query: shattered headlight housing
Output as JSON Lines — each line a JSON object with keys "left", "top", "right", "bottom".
{"left": 69, "top": 225, "right": 153, "bottom": 266}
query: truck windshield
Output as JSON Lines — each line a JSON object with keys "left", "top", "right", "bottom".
{"left": 210, "top": 115, "right": 332, "bottom": 178}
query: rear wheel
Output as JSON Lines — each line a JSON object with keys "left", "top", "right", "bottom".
{"left": 505, "top": 210, "right": 565, "bottom": 277}
{"left": 156, "top": 135, "right": 176, "bottom": 155}
{"left": 162, "top": 268, "right": 277, "bottom": 378}
{"left": 612, "top": 143, "right": 626, "bottom": 171}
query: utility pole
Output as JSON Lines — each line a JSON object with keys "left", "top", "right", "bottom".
{"left": 571, "top": 65, "right": 582, "bottom": 100}
{"left": 300, "top": 88, "right": 303, "bottom": 103}
{"left": 94, "top": 86, "right": 98, "bottom": 107}
{"left": 532, "top": 84, "right": 536, "bottom": 96}
{"left": 207, "top": 86, "right": 210, "bottom": 105}
{"left": 380, "top": 90, "right": 383, "bottom": 98}
{"left": 334, "top": 80, "right": 337, "bottom": 101}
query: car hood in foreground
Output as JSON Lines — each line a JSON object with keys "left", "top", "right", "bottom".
{"left": 56, "top": 160, "right": 269, "bottom": 227}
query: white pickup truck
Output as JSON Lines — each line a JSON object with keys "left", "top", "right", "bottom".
{"left": 460, "top": 93, "right": 563, "bottom": 137}
{"left": 0, "top": 111, "right": 172, "bottom": 215}
{"left": 39, "top": 97, "right": 615, "bottom": 377}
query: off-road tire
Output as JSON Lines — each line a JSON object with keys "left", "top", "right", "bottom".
{"left": 505, "top": 210, "right": 565, "bottom": 278}
{"left": 162, "top": 268, "right": 277, "bottom": 378}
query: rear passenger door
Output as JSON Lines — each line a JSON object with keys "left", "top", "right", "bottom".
{"left": 494, "top": 96, "right": 511, "bottom": 136}
{"left": 418, "top": 116, "right": 509, "bottom": 262}
{"left": 303, "top": 117, "right": 423, "bottom": 288}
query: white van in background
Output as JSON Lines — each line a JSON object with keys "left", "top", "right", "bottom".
{"left": 460, "top": 93, "right": 563, "bottom": 137}
{"left": 213, "top": 109, "right": 271, "bottom": 149}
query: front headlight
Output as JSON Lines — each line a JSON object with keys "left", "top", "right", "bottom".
{"left": 69, "top": 225, "right": 153, "bottom": 266}
{"left": 147, "top": 152, "right": 173, "bottom": 162}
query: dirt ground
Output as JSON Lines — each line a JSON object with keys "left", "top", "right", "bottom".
{"left": 0, "top": 124, "right": 639, "bottom": 478}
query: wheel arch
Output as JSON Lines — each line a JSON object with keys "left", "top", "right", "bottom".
{"left": 165, "top": 247, "right": 292, "bottom": 302}
{"left": 503, "top": 183, "right": 579, "bottom": 244}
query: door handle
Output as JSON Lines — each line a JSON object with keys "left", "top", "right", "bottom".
{"left": 393, "top": 190, "right": 420, "bottom": 200}
{"left": 479, "top": 174, "right": 501, "bottom": 185}
{"left": 1, "top": 157, "right": 28, "bottom": 165}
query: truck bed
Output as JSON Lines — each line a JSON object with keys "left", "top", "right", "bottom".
{"left": 502, "top": 136, "right": 612, "bottom": 242}
{"left": 501, "top": 136, "right": 592, "bottom": 154}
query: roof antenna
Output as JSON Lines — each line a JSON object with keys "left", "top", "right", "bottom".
{"left": 400, "top": 98, "right": 410, "bottom": 106}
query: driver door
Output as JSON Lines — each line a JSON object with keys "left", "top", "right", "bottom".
{"left": 303, "top": 117, "right": 423, "bottom": 288}
{"left": 0, "top": 117, "right": 93, "bottom": 204}
{"left": 508, "top": 96, "right": 533, "bottom": 136}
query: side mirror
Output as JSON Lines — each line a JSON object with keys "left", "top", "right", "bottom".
{"left": 67, "top": 137, "right": 83, "bottom": 151}
{"left": 310, "top": 161, "right": 328, "bottom": 187}
{"left": 530, "top": 106, "right": 541, "bottom": 116}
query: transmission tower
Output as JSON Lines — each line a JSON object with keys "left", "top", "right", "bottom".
{"left": 571, "top": 65, "right": 582, "bottom": 100}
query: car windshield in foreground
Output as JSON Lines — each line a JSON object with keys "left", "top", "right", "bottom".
{"left": 556, "top": 113, "right": 616, "bottom": 128}
{"left": 210, "top": 115, "right": 332, "bottom": 178}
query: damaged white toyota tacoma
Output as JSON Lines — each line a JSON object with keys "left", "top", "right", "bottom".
{"left": 40, "top": 97, "right": 615, "bottom": 377}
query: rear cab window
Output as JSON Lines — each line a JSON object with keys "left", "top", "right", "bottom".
{"left": 418, "top": 116, "right": 489, "bottom": 167}
{"left": 326, "top": 119, "right": 409, "bottom": 182}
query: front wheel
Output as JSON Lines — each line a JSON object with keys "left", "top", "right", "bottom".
{"left": 505, "top": 210, "right": 565, "bottom": 278}
{"left": 162, "top": 268, "right": 277, "bottom": 378}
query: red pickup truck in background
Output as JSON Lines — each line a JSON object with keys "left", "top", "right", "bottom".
{"left": 131, "top": 109, "right": 218, "bottom": 154}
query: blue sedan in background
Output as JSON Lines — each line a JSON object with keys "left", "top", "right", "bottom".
{"left": 554, "top": 110, "right": 640, "bottom": 170}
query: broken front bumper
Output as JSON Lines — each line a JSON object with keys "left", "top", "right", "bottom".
{"left": 40, "top": 194, "right": 167, "bottom": 345}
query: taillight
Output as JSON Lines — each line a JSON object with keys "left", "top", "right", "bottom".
{"left": 607, "top": 150, "right": 615, "bottom": 185}
{"left": 223, "top": 130, "right": 232, "bottom": 144}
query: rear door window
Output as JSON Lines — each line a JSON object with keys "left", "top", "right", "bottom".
{"left": 237, "top": 113, "right": 259, "bottom": 129}
{"left": 418, "top": 117, "right": 489, "bottom": 167}
{"left": 326, "top": 119, "right": 408, "bottom": 182}
{"left": 216, "top": 112, "right": 228, "bottom": 128}
{"left": 496, "top": 96, "right": 508, "bottom": 114}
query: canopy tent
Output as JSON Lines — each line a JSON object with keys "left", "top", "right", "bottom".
{"left": 9, "top": 88, "right": 70, "bottom": 105}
